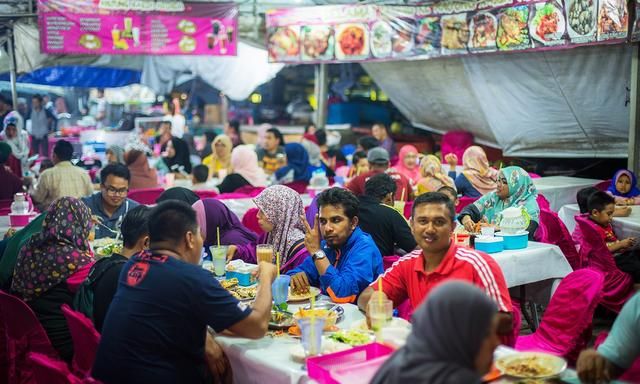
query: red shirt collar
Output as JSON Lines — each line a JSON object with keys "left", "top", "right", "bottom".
{"left": 414, "top": 242, "right": 457, "bottom": 276}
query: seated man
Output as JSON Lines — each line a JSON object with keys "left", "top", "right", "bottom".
{"left": 288, "top": 187, "right": 383, "bottom": 303}
{"left": 32, "top": 139, "right": 93, "bottom": 210}
{"left": 358, "top": 192, "right": 512, "bottom": 333}
{"left": 82, "top": 164, "right": 139, "bottom": 239}
{"left": 93, "top": 201, "right": 277, "bottom": 384}
{"left": 358, "top": 173, "right": 416, "bottom": 256}
{"left": 347, "top": 147, "right": 412, "bottom": 201}
{"left": 80, "top": 205, "right": 151, "bottom": 332}
{"left": 577, "top": 292, "right": 640, "bottom": 383}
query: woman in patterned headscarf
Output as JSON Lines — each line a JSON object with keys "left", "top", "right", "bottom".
{"left": 458, "top": 166, "right": 540, "bottom": 240}
{"left": 11, "top": 197, "right": 95, "bottom": 362}
{"left": 416, "top": 155, "right": 455, "bottom": 196}
{"left": 455, "top": 146, "right": 498, "bottom": 198}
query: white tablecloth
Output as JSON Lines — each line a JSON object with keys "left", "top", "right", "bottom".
{"left": 559, "top": 203, "right": 640, "bottom": 240}
{"left": 532, "top": 176, "right": 601, "bottom": 211}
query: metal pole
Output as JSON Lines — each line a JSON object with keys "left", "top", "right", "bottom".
{"left": 314, "top": 63, "right": 328, "bottom": 129}
{"left": 7, "top": 25, "right": 18, "bottom": 109}
{"left": 629, "top": 45, "right": 640, "bottom": 176}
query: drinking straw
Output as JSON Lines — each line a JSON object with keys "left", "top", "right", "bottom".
{"left": 217, "top": 227, "right": 221, "bottom": 248}
{"left": 400, "top": 188, "right": 405, "bottom": 203}
{"left": 377, "top": 278, "right": 383, "bottom": 305}
{"left": 310, "top": 295, "right": 316, "bottom": 353}
{"left": 276, "top": 251, "right": 281, "bottom": 277}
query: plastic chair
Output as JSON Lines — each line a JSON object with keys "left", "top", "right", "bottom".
{"left": 515, "top": 269, "right": 605, "bottom": 363}
{"left": 0, "top": 290, "right": 59, "bottom": 384}
{"left": 537, "top": 209, "right": 581, "bottom": 269}
{"left": 242, "top": 208, "right": 264, "bottom": 236}
{"left": 528, "top": 172, "right": 542, "bottom": 179}
{"left": 0, "top": 199, "right": 12, "bottom": 216}
{"left": 403, "top": 201, "right": 413, "bottom": 220}
{"left": 440, "top": 131, "right": 474, "bottom": 164}
{"left": 283, "top": 181, "right": 308, "bottom": 194}
{"left": 194, "top": 190, "right": 219, "bottom": 200}
{"left": 61, "top": 304, "right": 100, "bottom": 378}
{"left": 456, "top": 196, "right": 478, "bottom": 214}
{"left": 234, "top": 185, "right": 265, "bottom": 197}
{"left": 28, "top": 352, "right": 91, "bottom": 384}
{"left": 127, "top": 187, "right": 164, "bottom": 205}
{"left": 574, "top": 215, "right": 634, "bottom": 313}
{"left": 594, "top": 180, "right": 611, "bottom": 192}
{"left": 536, "top": 194, "right": 551, "bottom": 212}
{"left": 216, "top": 192, "right": 252, "bottom": 200}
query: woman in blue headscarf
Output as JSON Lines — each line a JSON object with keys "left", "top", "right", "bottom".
{"left": 607, "top": 169, "right": 640, "bottom": 205}
{"left": 274, "top": 143, "right": 311, "bottom": 185}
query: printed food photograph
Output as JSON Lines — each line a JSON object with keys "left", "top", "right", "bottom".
{"left": 177, "top": 19, "right": 196, "bottom": 34}
{"left": 415, "top": 17, "right": 442, "bottom": 53}
{"left": 335, "top": 23, "right": 370, "bottom": 60}
{"left": 79, "top": 34, "right": 102, "bottom": 50}
{"left": 597, "top": 0, "right": 628, "bottom": 36}
{"left": 469, "top": 12, "right": 497, "bottom": 50}
{"left": 178, "top": 36, "right": 196, "bottom": 52}
{"left": 268, "top": 26, "right": 300, "bottom": 61}
{"left": 567, "top": 0, "right": 596, "bottom": 35}
{"left": 301, "top": 25, "right": 334, "bottom": 60}
{"left": 391, "top": 19, "right": 415, "bottom": 55}
{"left": 530, "top": 2, "right": 566, "bottom": 44}
{"left": 370, "top": 20, "right": 393, "bottom": 58}
{"left": 496, "top": 6, "right": 530, "bottom": 50}
{"left": 441, "top": 14, "right": 470, "bottom": 51}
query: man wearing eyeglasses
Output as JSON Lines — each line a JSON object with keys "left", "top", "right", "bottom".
{"left": 82, "top": 164, "right": 139, "bottom": 239}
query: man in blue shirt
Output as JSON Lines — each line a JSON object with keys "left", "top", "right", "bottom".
{"left": 93, "top": 201, "right": 277, "bottom": 384}
{"left": 82, "top": 164, "right": 139, "bottom": 239}
{"left": 288, "top": 187, "right": 383, "bottom": 303}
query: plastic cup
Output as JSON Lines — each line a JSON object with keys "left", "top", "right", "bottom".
{"left": 368, "top": 299, "right": 393, "bottom": 339}
{"left": 298, "top": 317, "right": 326, "bottom": 356}
{"left": 210, "top": 245, "right": 228, "bottom": 277}
{"left": 272, "top": 275, "right": 291, "bottom": 306}
{"left": 256, "top": 244, "right": 274, "bottom": 264}
{"left": 164, "top": 172, "right": 175, "bottom": 187}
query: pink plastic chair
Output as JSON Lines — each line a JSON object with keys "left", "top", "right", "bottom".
{"left": 194, "top": 190, "right": 219, "bottom": 200}
{"left": 515, "top": 269, "right": 605, "bottom": 363}
{"left": 242, "top": 208, "right": 264, "bottom": 236}
{"left": 440, "top": 131, "right": 474, "bottom": 164}
{"left": 403, "top": 201, "right": 413, "bottom": 220}
{"left": 574, "top": 215, "right": 634, "bottom": 313}
{"left": 537, "top": 209, "right": 581, "bottom": 269}
{"left": 456, "top": 196, "right": 478, "bottom": 213}
{"left": 28, "top": 352, "right": 85, "bottom": 384}
{"left": 528, "top": 172, "right": 542, "bottom": 179}
{"left": 234, "top": 185, "right": 265, "bottom": 197}
{"left": 60, "top": 304, "right": 100, "bottom": 378}
{"left": 216, "top": 192, "right": 252, "bottom": 200}
{"left": 594, "top": 180, "right": 611, "bottom": 192}
{"left": 536, "top": 194, "right": 551, "bottom": 212}
{"left": 283, "top": 181, "right": 308, "bottom": 194}
{"left": 0, "top": 199, "right": 12, "bottom": 216}
{"left": 0, "top": 290, "right": 59, "bottom": 384}
{"left": 127, "top": 188, "right": 164, "bottom": 205}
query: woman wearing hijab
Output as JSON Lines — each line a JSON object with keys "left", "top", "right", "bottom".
{"left": 105, "top": 145, "right": 125, "bottom": 165}
{"left": 202, "top": 134, "right": 232, "bottom": 178}
{"left": 394, "top": 145, "right": 421, "bottom": 185}
{"left": 274, "top": 143, "right": 311, "bottom": 185}
{"left": 158, "top": 137, "right": 192, "bottom": 175}
{"left": 455, "top": 146, "right": 498, "bottom": 198}
{"left": 2, "top": 112, "right": 29, "bottom": 176}
{"left": 125, "top": 149, "right": 158, "bottom": 190}
{"left": 11, "top": 197, "right": 95, "bottom": 362}
{"left": 156, "top": 186, "right": 200, "bottom": 205}
{"left": 0, "top": 213, "right": 46, "bottom": 290}
{"left": 607, "top": 169, "right": 640, "bottom": 205}
{"left": 192, "top": 199, "right": 258, "bottom": 261}
{"left": 371, "top": 281, "right": 500, "bottom": 384}
{"left": 228, "top": 185, "right": 308, "bottom": 272}
{"left": 416, "top": 155, "right": 455, "bottom": 195}
{"left": 459, "top": 166, "right": 540, "bottom": 240}
{"left": 218, "top": 145, "right": 268, "bottom": 194}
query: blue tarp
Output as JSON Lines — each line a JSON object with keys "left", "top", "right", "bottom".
{"left": 0, "top": 66, "right": 141, "bottom": 88}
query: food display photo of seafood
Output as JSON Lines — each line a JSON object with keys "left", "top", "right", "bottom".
{"left": 597, "top": 0, "right": 628, "bottom": 40}
{"left": 565, "top": 0, "right": 597, "bottom": 42}
{"left": 268, "top": 26, "right": 301, "bottom": 62}
{"left": 530, "top": 1, "right": 567, "bottom": 46}
{"left": 414, "top": 17, "right": 442, "bottom": 55}
{"left": 301, "top": 25, "right": 334, "bottom": 61}
{"left": 468, "top": 12, "right": 498, "bottom": 52}
{"left": 496, "top": 5, "right": 531, "bottom": 50}
{"left": 440, "top": 14, "right": 470, "bottom": 54}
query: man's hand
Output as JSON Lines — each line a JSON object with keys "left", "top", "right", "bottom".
{"left": 204, "top": 333, "right": 231, "bottom": 381}
{"left": 301, "top": 214, "right": 321, "bottom": 255}
{"left": 290, "top": 272, "right": 310, "bottom": 294}
{"left": 226, "top": 245, "right": 237, "bottom": 261}
{"left": 621, "top": 237, "right": 635, "bottom": 250}
{"left": 255, "top": 261, "right": 277, "bottom": 284}
{"left": 577, "top": 349, "right": 611, "bottom": 384}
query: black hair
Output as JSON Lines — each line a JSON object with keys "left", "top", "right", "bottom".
{"left": 121, "top": 205, "right": 151, "bottom": 249}
{"left": 412, "top": 192, "right": 456, "bottom": 222}
{"left": 0, "top": 143, "right": 11, "bottom": 164}
{"left": 373, "top": 122, "right": 389, "bottom": 133}
{"left": 204, "top": 131, "right": 217, "bottom": 143}
{"left": 358, "top": 136, "right": 380, "bottom": 151}
{"left": 317, "top": 187, "right": 359, "bottom": 220}
{"left": 266, "top": 127, "right": 285, "bottom": 146}
{"left": 305, "top": 124, "right": 316, "bottom": 134}
{"left": 587, "top": 191, "right": 615, "bottom": 213}
{"left": 156, "top": 187, "right": 200, "bottom": 205}
{"left": 352, "top": 151, "right": 367, "bottom": 164}
{"left": 315, "top": 129, "right": 327, "bottom": 146}
{"left": 159, "top": 120, "right": 172, "bottom": 128}
{"left": 53, "top": 140, "right": 74, "bottom": 161}
{"left": 577, "top": 186, "right": 599, "bottom": 214}
{"left": 148, "top": 200, "right": 198, "bottom": 245}
{"left": 228, "top": 120, "right": 240, "bottom": 133}
{"left": 364, "top": 173, "right": 397, "bottom": 201}
{"left": 437, "top": 186, "right": 458, "bottom": 202}
{"left": 192, "top": 164, "right": 209, "bottom": 183}
{"left": 101, "top": 163, "right": 131, "bottom": 183}
{"left": 32, "top": 94, "right": 43, "bottom": 103}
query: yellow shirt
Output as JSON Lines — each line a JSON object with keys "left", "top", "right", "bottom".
{"left": 202, "top": 155, "right": 229, "bottom": 177}
{"left": 33, "top": 161, "right": 93, "bottom": 208}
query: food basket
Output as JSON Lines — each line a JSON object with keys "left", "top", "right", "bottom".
{"left": 496, "top": 231, "right": 528, "bottom": 250}
{"left": 307, "top": 343, "right": 394, "bottom": 384}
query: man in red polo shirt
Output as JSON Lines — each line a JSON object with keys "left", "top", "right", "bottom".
{"left": 358, "top": 192, "right": 513, "bottom": 333}
{"left": 346, "top": 147, "right": 412, "bottom": 201}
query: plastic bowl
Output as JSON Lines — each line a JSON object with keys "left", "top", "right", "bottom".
{"left": 9, "top": 213, "right": 34, "bottom": 228}
{"left": 474, "top": 236, "right": 504, "bottom": 253}
{"left": 497, "top": 231, "right": 529, "bottom": 250}
{"left": 294, "top": 308, "right": 338, "bottom": 330}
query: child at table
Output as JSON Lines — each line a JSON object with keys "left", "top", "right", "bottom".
{"left": 577, "top": 187, "right": 631, "bottom": 217}
{"left": 583, "top": 191, "right": 640, "bottom": 282}
{"left": 607, "top": 169, "right": 640, "bottom": 205}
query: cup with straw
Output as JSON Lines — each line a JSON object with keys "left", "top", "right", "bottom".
{"left": 272, "top": 252, "right": 290, "bottom": 308}
{"left": 209, "top": 226, "right": 227, "bottom": 277}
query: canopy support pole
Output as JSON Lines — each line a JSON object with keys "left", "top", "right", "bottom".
{"left": 629, "top": 45, "right": 640, "bottom": 176}
{"left": 7, "top": 24, "right": 18, "bottom": 109}
{"left": 314, "top": 63, "right": 328, "bottom": 129}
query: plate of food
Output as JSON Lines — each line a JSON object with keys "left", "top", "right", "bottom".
{"left": 391, "top": 21, "right": 415, "bottom": 56}
{"left": 223, "top": 279, "right": 257, "bottom": 301}
{"left": 496, "top": 6, "right": 530, "bottom": 50}
{"left": 415, "top": 17, "right": 441, "bottom": 54}
{"left": 269, "top": 310, "right": 295, "bottom": 330}
{"left": 178, "top": 36, "right": 196, "bottom": 53}
{"left": 566, "top": 0, "right": 596, "bottom": 36}
{"left": 440, "top": 14, "right": 470, "bottom": 52}
{"left": 288, "top": 286, "right": 321, "bottom": 302}
{"left": 303, "top": 301, "right": 344, "bottom": 324}
{"left": 177, "top": 19, "right": 196, "bottom": 34}
{"left": 328, "top": 329, "right": 373, "bottom": 346}
{"left": 91, "top": 238, "right": 123, "bottom": 259}
{"left": 79, "top": 34, "right": 102, "bottom": 50}
{"left": 335, "top": 23, "right": 370, "bottom": 60}
{"left": 530, "top": 2, "right": 566, "bottom": 44}
{"left": 268, "top": 26, "right": 300, "bottom": 61}
{"left": 468, "top": 12, "right": 497, "bottom": 50}
{"left": 301, "top": 25, "right": 334, "bottom": 61}
{"left": 495, "top": 352, "right": 567, "bottom": 379}
{"left": 370, "top": 21, "right": 393, "bottom": 58}
{"left": 351, "top": 317, "right": 411, "bottom": 332}
{"left": 597, "top": 0, "right": 628, "bottom": 37}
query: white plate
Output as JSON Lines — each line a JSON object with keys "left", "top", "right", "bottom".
{"left": 529, "top": 3, "right": 566, "bottom": 44}
{"left": 495, "top": 352, "right": 567, "bottom": 379}
{"left": 350, "top": 317, "right": 411, "bottom": 332}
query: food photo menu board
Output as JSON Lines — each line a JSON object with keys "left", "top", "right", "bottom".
{"left": 266, "top": 0, "right": 631, "bottom": 64}
{"left": 38, "top": 0, "right": 238, "bottom": 56}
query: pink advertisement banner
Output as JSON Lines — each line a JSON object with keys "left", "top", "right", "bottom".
{"left": 37, "top": 0, "right": 238, "bottom": 56}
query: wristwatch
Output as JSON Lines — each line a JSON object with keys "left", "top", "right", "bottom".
{"left": 312, "top": 250, "right": 327, "bottom": 262}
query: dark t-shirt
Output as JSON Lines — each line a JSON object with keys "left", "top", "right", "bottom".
{"left": 93, "top": 251, "right": 252, "bottom": 384}
{"left": 0, "top": 166, "right": 23, "bottom": 200}
{"left": 218, "top": 173, "right": 250, "bottom": 194}
{"left": 91, "top": 253, "right": 127, "bottom": 332}
{"left": 357, "top": 196, "right": 417, "bottom": 256}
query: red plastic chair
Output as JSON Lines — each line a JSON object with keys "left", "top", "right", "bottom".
{"left": 0, "top": 290, "right": 59, "bottom": 384}
{"left": 456, "top": 196, "right": 478, "bottom": 213}
{"left": 402, "top": 201, "right": 413, "bottom": 220}
{"left": 242, "top": 207, "right": 264, "bottom": 236}
{"left": 516, "top": 269, "right": 605, "bottom": 363}
{"left": 537, "top": 209, "right": 580, "bottom": 269}
{"left": 127, "top": 188, "right": 164, "bottom": 205}
{"left": 60, "top": 304, "right": 100, "bottom": 378}
{"left": 528, "top": 172, "right": 542, "bottom": 179}
{"left": 194, "top": 190, "right": 219, "bottom": 200}
{"left": 217, "top": 192, "right": 252, "bottom": 200}
{"left": 234, "top": 185, "right": 265, "bottom": 197}
{"left": 28, "top": 352, "right": 90, "bottom": 384}
{"left": 574, "top": 215, "right": 634, "bottom": 313}
{"left": 594, "top": 180, "right": 611, "bottom": 192}
{"left": 283, "top": 181, "right": 308, "bottom": 194}
{"left": 536, "top": 194, "right": 551, "bottom": 212}
{"left": 440, "top": 131, "right": 474, "bottom": 164}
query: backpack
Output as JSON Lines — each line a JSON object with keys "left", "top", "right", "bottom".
{"left": 73, "top": 257, "right": 127, "bottom": 322}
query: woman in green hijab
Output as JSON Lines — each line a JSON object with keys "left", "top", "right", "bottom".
{"left": 0, "top": 213, "right": 46, "bottom": 289}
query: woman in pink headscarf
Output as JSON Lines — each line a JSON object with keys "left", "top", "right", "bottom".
{"left": 394, "top": 145, "right": 421, "bottom": 185}
{"left": 455, "top": 146, "right": 498, "bottom": 198}
{"left": 217, "top": 145, "right": 268, "bottom": 193}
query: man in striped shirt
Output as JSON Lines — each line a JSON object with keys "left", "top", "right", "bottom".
{"left": 358, "top": 192, "right": 513, "bottom": 335}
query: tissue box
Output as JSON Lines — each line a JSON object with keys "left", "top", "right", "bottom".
{"left": 225, "top": 260, "right": 258, "bottom": 286}
{"left": 474, "top": 236, "right": 504, "bottom": 254}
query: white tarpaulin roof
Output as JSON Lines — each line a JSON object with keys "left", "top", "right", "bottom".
{"left": 363, "top": 44, "right": 631, "bottom": 158}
